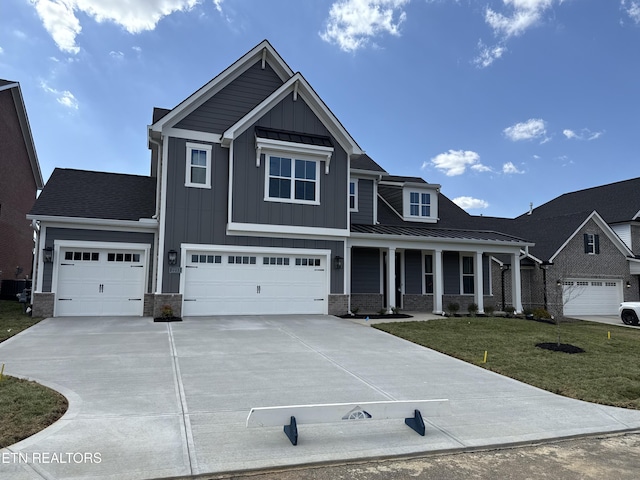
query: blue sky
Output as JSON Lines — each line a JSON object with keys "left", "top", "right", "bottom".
{"left": 2, "top": 0, "right": 639, "bottom": 218}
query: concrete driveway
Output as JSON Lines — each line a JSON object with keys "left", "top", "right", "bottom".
{"left": 2, "top": 315, "right": 640, "bottom": 480}
{"left": 568, "top": 314, "right": 639, "bottom": 328}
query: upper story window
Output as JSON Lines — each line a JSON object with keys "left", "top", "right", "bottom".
{"left": 185, "top": 142, "right": 212, "bottom": 189}
{"left": 410, "top": 192, "right": 430, "bottom": 217}
{"left": 349, "top": 180, "right": 358, "bottom": 211}
{"left": 584, "top": 233, "right": 600, "bottom": 254}
{"left": 266, "top": 155, "right": 320, "bottom": 204}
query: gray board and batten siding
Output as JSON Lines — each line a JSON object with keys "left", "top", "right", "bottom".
{"left": 351, "top": 178, "right": 374, "bottom": 225}
{"left": 231, "top": 94, "right": 348, "bottom": 230}
{"left": 41, "top": 228, "right": 155, "bottom": 292}
{"left": 174, "top": 61, "right": 285, "bottom": 134}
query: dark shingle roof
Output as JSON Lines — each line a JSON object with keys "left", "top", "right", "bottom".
{"left": 152, "top": 107, "right": 171, "bottom": 123}
{"left": 519, "top": 177, "right": 640, "bottom": 224}
{"left": 351, "top": 153, "right": 386, "bottom": 173}
{"left": 30, "top": 169, "right": 156, "bottom": 221}
{"left": 255, "top": 126, "right": 333, "bottom": 148}
{"left": 382, "top": 175, "right": 428, "bottom": 184}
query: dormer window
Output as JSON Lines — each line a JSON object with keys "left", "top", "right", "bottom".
{"left": 410, "top": 192, "right": 430, "bottom": 217}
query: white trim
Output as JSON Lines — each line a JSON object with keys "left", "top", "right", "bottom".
{"left": 36, "top": 224, "right": 47, "bottom": 293}
{"left": 228, "top": 141, "right": 234, "bottom": 224}
{"left": 403, "top": 187, "right": 438, "bottom": 223}
{"left": 256, "top": 136, "right": 334, "bottom": 174}
{"left": 263, "top": 154, "right": 321, "bottom": 205}
{"left": 549, "top": 211, "right": 633, "bottom": 262}
{"left": 460, "top": 254, "right": 474, "bottom": 295}
{"left": 373, "top": 177, "right": 379, "bottom": 224}
{"left": 164, "top": 128, "right": 221, "bottom": 144}
{"left": 629, "top": 257, "right": 640, "bottom": 275}
{"left": 150, "top": 40, "right": 294, "bottom": 133}
{"left": 350, "top": 168, "right": 385, "bottom": 178}
{"left": 157, "top": 137, "right": 170, "bottom": 293}
{"left": 349, "top": 232, "right": 531, "bottom": 251}
{"left": 349, "top": 178, "right": 358, "bottom": 212}
{"left": 227, "top": 222, "right": 349, "bottom": 239}
{"left": 185, "top": 142, "right": 212, "bottom": 189}
{"left": 26, "top": 215, "right": 158, "bottom": 232}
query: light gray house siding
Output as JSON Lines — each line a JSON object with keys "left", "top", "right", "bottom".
{"left": 42, "top": 228, "right": 155, "bottom": 292}
{"left": 174, "top": 61, "right": 284, "bottom": 134}
{"left": 351, "top": 178, "right": 374, "bottom": 225}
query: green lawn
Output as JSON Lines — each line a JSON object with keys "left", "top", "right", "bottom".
{"left": 0, "top": 299, "right": 43, "bottom": 343}
{"left": 374, "top": 317, "right": 640, "bottom": 409}
{"left": 0, "top": 300, "right": 66, "bottom": 448}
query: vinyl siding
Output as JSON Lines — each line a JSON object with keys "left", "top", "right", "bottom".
{"left": 174, "top": 61, "right": 284, "bottom": 134}
{"left": 351, "top": 178, "right": 374, "bottom": 225}
{"left": 351, "top": 247, "right": 380, "bottom": 294}
{"left": 404, "top": 249, "right": 423, "bottom": 294}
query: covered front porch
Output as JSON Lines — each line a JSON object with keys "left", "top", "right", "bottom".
{"left": 345, "top": 229, "right": 531, "bottom": 315}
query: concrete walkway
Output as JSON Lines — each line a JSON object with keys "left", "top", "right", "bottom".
{"left": 2, "top": 315, "right": 640, "bottom": 480}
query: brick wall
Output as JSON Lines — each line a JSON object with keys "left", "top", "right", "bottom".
{"left": 402, "top": 294, "right": 433, "bottom": 312}
{"left": 328, "top": 294, "right": 348, "bottom": 316}
{"left": 0, "top": 89, "right": 38, "bottom": 283}
{"left": 32, "top": 292, "right": 54, "bottom": 318}
{"left": 350, "top": 293, "right": 383, "bottom": 313}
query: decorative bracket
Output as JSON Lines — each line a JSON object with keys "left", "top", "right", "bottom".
{"left": 256, "top": 145, "right": 262, "bottom": 168}
{"left": 261, "top": 48, "right": 267, "bottom": 69}
{"left": 293, "top": 80, "right": 299, "bottom": 101}
{"left": 325, "top": 153, "right": 331, "bottom": 175}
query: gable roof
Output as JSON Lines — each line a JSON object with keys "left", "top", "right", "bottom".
{"left": 221, "top": 72, "right": 363, "bottom": 156}
{"left": 150, "top": 40, "right": 294, "bottom": 134}
{"left": 255, "top": 126, "right": 333, "bottom": 148}
{"left": 29, "top": 169, "right": 156, "bottom": 222}
{"left": 520, "top": 177, "right": 640, "bottom": 224}
{"left": 351, "top": 154, "right": 386, "bottom": 173}
{"left": 0, "top": 80, "right": 44, "bottom": 189}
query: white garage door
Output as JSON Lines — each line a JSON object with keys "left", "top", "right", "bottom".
{"left": 562, "top": 279, "right": 622, "bottom": 316}
{"left": 182, "top": 250, "right": 328, "bottom": 316}
{"left": 56, "top": 247, "right": 147, "bottom": 316}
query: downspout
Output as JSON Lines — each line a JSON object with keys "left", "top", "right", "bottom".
{"left": 30, "top": 219, "right": 40, "bottom": 293}
{"left": 148, "top": 132, "right": 163, "bottom": 295}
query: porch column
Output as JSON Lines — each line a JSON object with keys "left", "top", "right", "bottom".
{"left": 345, "top": 243, "right": 352, "bottom": 313}
{"left": 474, "top": 251, "right": 484, "bottom": 313}
{"left": 387, "top": 247, "right": 396, "bottom": 314}
{"left": 511, "top": 252, "right": 523, "bottom": 313}
{"left": 433, "top": 249, "right": 443, "bottom": 314}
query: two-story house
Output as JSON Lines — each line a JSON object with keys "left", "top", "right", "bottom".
{"left": 0, "top": 80, "right": 44, "bottom": 291}
{"left": 28, "top": 40, "right": 532, "bottom": 318}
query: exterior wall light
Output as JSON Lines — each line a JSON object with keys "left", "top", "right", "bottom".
{"left": 43, "top": 247, "right": 53, "bottom": 263}
{"left": 167, "top": 250, "right": 178, "bottom": 266}
{"left": 334, "top": 255, "right": 343, "bottom": 270}
{"left": 627, "top": 281, "right": 631, "bottom": 288}
{"left": 556, "top": 279, "right": 562, "bottom": 287}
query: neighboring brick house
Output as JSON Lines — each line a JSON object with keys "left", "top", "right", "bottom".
{"left": 475, "top": 178, "right": 640, "bottom": 318}
{"left": 0, "top": 80, "right": 44, "bottom": 287}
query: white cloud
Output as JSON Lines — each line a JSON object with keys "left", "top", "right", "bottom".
{"left": 503, "top": 118, "right": 547, "bottom": 142}
{"left": 109, "top": 50, "right": 124, "bottom": 60}
{"left": 0, "top": 46, "right": 3, "bottom": 54}
{"left": 320, "top": 0, "right": 410, "bottom": 52}
{"left": 563, "top": 128, "right": 604, "bottom": 141}
{"left": 213, "top": 0, "right": 224, "bottom": 13}
{"left": 485, "top": 0, "right": 555, "bottom": 39}
{"left": 622, "top": 1, "right": 640, "bottom": 23}
{"left": 427, "top": 149, "right": 490, "bottom": 176}
{"left": 30, "top": 0, "right": 200, "bottom": 54}
{"left": 502, "top": 161, "right": 524, "bottom": 174}
{"left": 473, "top": 40, "right": 506, "bottom": 68}
{"left": 453, "top": 196, "right": 489, "bottom": 211}
{"left": 40, "top": 81, "right": 79, "bottom": 110}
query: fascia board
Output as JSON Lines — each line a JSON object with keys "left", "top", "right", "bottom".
{"left": 549, "top": 210, "right": 633, "bottom": 262}
{"left": 349, "top": 231, "right": 532, "bottom": 251}
{"left": 27, "top": 214, "right": 158, "bottom": 232}
{"left": 10, "top": 85, "right": 44, "bottom": 189}
{"left": 350, "top": 169, "right": 384, "bottom": 178}
{"left": 150, "top": 40, "right": 294, "bottom": 133}
{"left": 223, "top": 73, "right": 363, "bottom": 157}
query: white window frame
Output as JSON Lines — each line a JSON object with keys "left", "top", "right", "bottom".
{"left": 185, "top": 142, "right": 212, "bottom": 189}
{"left": 585, "top": 233, "right": 597, "bottom": 254}
{"left": 423, "top": 253, "right": 434, "bottom": 294}
{"left": 349, "top": 179, "right": 358, "bottom": 212}
{"left": 264, "top": 153, "right": 321, "bottom": 205}
{"left": 402, "top": 187, "right": 438, "bottom": 223}
{"left": 461, "top": 255, "right": 474, "bottom": 295}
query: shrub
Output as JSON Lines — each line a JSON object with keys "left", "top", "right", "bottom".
{"left": 484, "top": 305, "right": 495, "bottom": 316}
{"left": 161, "top": 304, "right": 174, "bottom": 318}
{"left": 532, "top": 307, "right": 552, "bottom": 320}
{"left": 351, "top": 307, "right": 359, "bottom": 315}
{"left": 504, "top": 306, "right": 516, "bottom": 317}
{"left": 467, "top": 303, "right": 479, "bottom": 316}
{"left": 447, "top": 302, "right": 460, "bottom": 316}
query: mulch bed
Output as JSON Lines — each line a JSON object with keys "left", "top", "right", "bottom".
{"left": 153, "top": 316, "right": 183, "bottom": 322}
{"left": 536, "top": 342, "right": 585, "bottom": 354}
{"left": 339, "top": 314, "right": 413, "bottom": 320}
